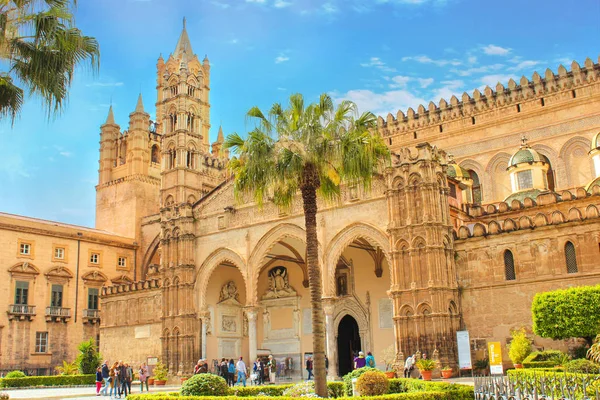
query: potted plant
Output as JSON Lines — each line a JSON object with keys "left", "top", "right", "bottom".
{"left": 508, "top": 328, "right": 531, "bottom": 369}
{"left": 415, "top": 358, "right": 437, "bottom": 381}
{"left": 152, "top": 361, "right": 168, "bottom": 385}
{"left": 381, "top": 344, "right": 397, "bottom": 378}
{"left": 474, "top": 358, "right": 489, "bottom": 376}
{"left": 181, "top": 375, "right": 190, "bottom": 383}
{"left": 147, "top": 376, "right": 155, "bottom": 385}
{"left": 441, "top": 366, "right": 453, "bottom": 379}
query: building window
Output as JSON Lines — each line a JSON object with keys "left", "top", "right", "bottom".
{"left": 504, "top": 250, "right": 516, "bottom": 281}
{"left": 54, "top": 247, "right": 65, "bottom": 260}
{"left": 468, "top": 170, "right": 482, "bottom": 205}
{"left": 516, "top": 170, "right": 533, "bottom": 190}
{"left": 35, "top": 332, "right": 48, "bottom": 353}
{"left": 565, "top": 241, "right": 578, "bottom": 274}
{"left": 50, "top": 284, "right": 63, "bottom": 308}
{"left": 449, "top": 183, "right": 457, "bottom": 199}
{"left": 117, "top": 257, "right": 127, "bottom": 268}
{"left": 15, "top": 281, "right": 29, "bottom": 305}
{"left": 20, "top": 243, "right": 31, "bottom": 255}
{"left": 90, "top": 253, "right": 100, "bottom": 265}
{"left": 88, "top": 288, "right": 99, "bottom": 310}
{"left": 540, "top": 155, "right": 555, "bottom": 191}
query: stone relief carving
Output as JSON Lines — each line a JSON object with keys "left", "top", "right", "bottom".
{"left": 263, "top": 266, "right": 297, "bottom": 299}
{"left": 219, "top": 281, "right": 240, "bottom": 303}
{"left": 243, "top": 312, "right": 248, "bottom": 337}
{"left": 222, "top": 315, "right": 237, "bottom": 333}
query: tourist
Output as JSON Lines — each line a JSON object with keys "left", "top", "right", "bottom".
{"left": 404, "top": 354, "right": 415, "bottom": 378}
{"left": 220, "top": 358, "right": 228, "bottom": 380}
{"left": 100, "top": 360, "right": 110, "bottom": 396}
{"left": 139, "top": 363, "right": 149, "bottom": 392}
{"left": 366, "top": 352, "right": 376, "bottom": 368}
{"left": 253, "top": 358, "right": 264, "bottom": 385}
{"left": 194, "top": 359, "right": 202, "bottom": 374}
{"left": 325, "top": 355, "right": 329, "bottom": 374}
{"left": 236, "top": 356, "right": 247, "bottom": 387}
{"left": 200, "top": 359, "right": 209, "bottom": 373}
{"left": 119, "top": 360, "right": 129, "bottom": 397}
{"left": 354, "top": 351, "right": 366, "bottom": 369}
{"left": 267, "top": 355, "right": 277, "bottom": 384}
{"left": 228, "top": 359, "right": 236, "bottom": 386}
{"left": 109, "top": 361, "right": 119, "bottom": 397}
{"left": 95, "top": 366, "right": 103, "bottom": 396}
{"left": 306, "top": 356, "right": 313, "bottom": 380}
{"left": 126, "top": 363, "right": 133, "bottom": 394}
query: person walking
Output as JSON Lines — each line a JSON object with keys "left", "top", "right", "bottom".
{"left": 236, "top": 356, "right": 247, "bottom": 387}
{"left": 139, "top": 363, "right": 149, "bottom": 392}
{"left": 267, "top": 355, "right": 277, "bottom": 384}
{"left": 404, "top": 354, "right": 415, "bottom": 378}
{"left": 220, "top": 358, "right": 228, "bottom": 380}
{"left": 228, "top": 359, "right": 236, "bottom": 387}
{"left": 354, "top": 351, "right": 366, "bottom": 369}
{"left": 366, "top": 352, "right": 376, "bottom": 368}
{"left": 95, "top": 367, "right": 103, "bottom": 396}
{"left": 100, "top": 360, "right": 110, "bottom": 396}
{"left": 109, "top": 362, "right": 118, "bottom": 398}
{"left": 119, "top": 361, "right": 128, "bottom": 397}
{"left": 126, "top": 363, "right": 133, "bottom": 394}
{"left": 306, "top": 356, "right": 314, "bottom": 380}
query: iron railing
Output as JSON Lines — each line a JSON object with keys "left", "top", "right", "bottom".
{"left": 45, "top": 306, "right": 71, "bottom": 317}
{"left": 8, "top": 304, "right": 36, "bottom": 315}
{"left": 475, "top": 374, "right": 600, "bottom": 400}
{"left": 83, "top": 309, "right": 100, "bottom": 318}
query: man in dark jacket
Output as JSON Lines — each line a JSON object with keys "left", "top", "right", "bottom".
{"left": 119, "top": 361, "right": 129, "bottom": 397}
{"left": 100, "top": 361, "right": 109, "bottom": 396}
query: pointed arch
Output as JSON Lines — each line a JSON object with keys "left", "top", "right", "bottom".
{"left": 485, "top": 152, "right": 512, "bottom": 202}
{"left": 196, "top": 247, "right": 248, "bottom": 310}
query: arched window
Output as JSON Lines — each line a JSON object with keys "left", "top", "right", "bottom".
{"left": 186, "top": 148, "right": 194, "bottom": 169}
{"left": 540, "top": 155, "right": 555, "bottom": 191}
{"left": 468, "top": 170, "right": 482, "bottom": 205}
{"left": 151, "top": 145, "right": 160, "bottom": 164}
{"left": 504, "top": 250, "right": 516, "bottom": 281}
{"left": 565, "top": 241, "right": 578, "bottom": 273}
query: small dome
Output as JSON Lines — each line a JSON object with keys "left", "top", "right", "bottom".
{"left": 591, "top": 132, "right": 600, "bottom": 151}
{"left": 447, "top": 163, "right": 471, "bottom": 180}
{"left": 508, "top": 138, "right": 546, "bottom": 168}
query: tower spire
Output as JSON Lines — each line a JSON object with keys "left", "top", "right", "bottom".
{"left": 174, "top": 16, "right": 193, "bottom": 58}
{"left": 217, "top": 125, "right": 224, "bottom": 142}
{"left": 135, "top": 93, "right": 145, "bottom": 113}
{"left": 105, "top": 105, "right": 115, "bottom": 125}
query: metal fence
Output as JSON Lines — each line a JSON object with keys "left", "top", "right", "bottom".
{"left": 474, "top": 374, "right": 600, "bottom": 400}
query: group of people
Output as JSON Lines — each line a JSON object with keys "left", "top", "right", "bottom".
{"left": 194, "top": 355, "right": 279, "bottom": 387}
{"left": 403, "top": 352, "right": 427, "bottom": 378}
{"left": 353, "top": 351, "right": 376, "bottom": 370}
{"left": 95, "top": 360, "right": 150, "bottom": 397}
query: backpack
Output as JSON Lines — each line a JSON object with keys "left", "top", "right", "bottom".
{"left": 367, "top": 356, "right": 375, "bottom": 367}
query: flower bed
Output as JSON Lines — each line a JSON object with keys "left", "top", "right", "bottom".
{"left": 0, "top": 374, "right": 95, "bottom": 388}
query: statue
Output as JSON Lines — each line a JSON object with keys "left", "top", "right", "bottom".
{"left": 219, "top": 281, "right": 239, "bottom": 303}
{"left": 262, "top": 266, "right": 297, "bottom": 299}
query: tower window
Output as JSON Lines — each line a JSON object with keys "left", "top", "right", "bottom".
{"left": 467, "top": 170, "right": 482, "bottom": 205}
{"left": 516, "top": 170, "right": 533, "bottom": 190}
{"left": 413, "top": 132, "right": 417, "bottom": 139}
{"left": 151, "top": 145, "right": 160, "bottom": 164}
{"left": 471, "top": 116, "right": 476, "bottom": 125}
{"left": 572, "top": 90, "right": 576, "bottom": 98}
{"left": 388, "top": 138, "right": 392, "bottom": 145}
{"left": 516, "top": 104, "right": 521, "bottom": 113}
{"left": 504, "top": 250, "right": 516, "bottom": 281}
{"left": 565, "top": 241, "right": 578, "bottom": 273}
{"left": 439, "top": 125, "right": 443, "bottom": 133}
{"left": 540, "top": 98, "right": 545, "bottom": 107}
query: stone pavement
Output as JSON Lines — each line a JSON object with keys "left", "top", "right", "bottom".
{"left": 4, "top": 385, "right": 179, "bottom": 400}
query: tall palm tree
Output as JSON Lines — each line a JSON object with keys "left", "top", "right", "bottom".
{"left": 224, "top": 93, "right": 390, "bottom": 397}
{"left": 0, "top": 0, "right": 99, "bottom": 123}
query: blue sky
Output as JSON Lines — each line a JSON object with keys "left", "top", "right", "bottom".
{"left": 0, "top": 0, "right": 598, "bottom": 228}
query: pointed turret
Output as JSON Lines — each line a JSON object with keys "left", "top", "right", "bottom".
{"left": 135, "top": 93, "right": 145, "bottom": 113}
{"left": 217, "top": 125, "right": 224, "bottom": 142}
{"left": 105, "top": 105, "right": 116, "bottom": 125}
{"left": 174, "top": 17, "right": 193, "bottom": 59}
{"left": 212, "top": 126, "right": 227, "bottom": 157}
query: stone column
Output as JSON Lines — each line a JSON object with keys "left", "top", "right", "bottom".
{"left": 323, "top": 299, "right": 338, "bottom": 379}
{"left": 200, "top": 312, "right": 209, "bottom": 358}
{"left": 246, "top": 308, "right": 259, "bottom": 363}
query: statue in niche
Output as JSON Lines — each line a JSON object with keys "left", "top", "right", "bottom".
{"left": 263, "top": 266, "right": 296, "bottom": 299}
{"left": 243, "top": 313, "right": 248, "bottom": 337}
{"left": 219, "top": 281, "right": 239, "bottom": 303}
{"left": 336, "top": 275, "right": 348, "bottom": 296}
{"left": 204, "top": 312, "right": 212, "bottom": 335}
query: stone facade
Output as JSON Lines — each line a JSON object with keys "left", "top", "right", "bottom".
{"left": 0, "top": 212, "right": 135, "bottom": 374}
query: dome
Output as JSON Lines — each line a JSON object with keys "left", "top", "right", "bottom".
{"left": 447, "top": 163, "right": 471, "bottom": 180}
{"left": 591, "top": 132, "right": 600, "bottom": 151}
{"left": 508, "top": 138, "right": 546, "bottom": 168}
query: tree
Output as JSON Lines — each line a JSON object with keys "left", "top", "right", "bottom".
{"left": 224, "top": 93, "right": 390, "bottom": 397}
{"left": 508, "top": 328, "right": 531, "bottom": 365}
{"left": 0, "top": 0, "right": 100, "bottom": 122}
{"left": 55, "top": 360, "right": 78, "bottom": 375}
{"left": 532, "top": 285, "right": 600, "bottom": 345}
{"left": 75, "top": 338, "right": 101, "bottom": 374}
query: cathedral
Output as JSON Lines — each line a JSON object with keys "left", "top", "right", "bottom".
{"left": 2, "top": 21, "right": 600, "bottom": 377}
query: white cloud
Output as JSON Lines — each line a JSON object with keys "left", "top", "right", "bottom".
{"left": 275, "top": 54, "right": 290, "bottom": 63}
{"left": 417, "top": 78, "right": 434, "bottom": 88}
{"left": 360, "top": 57, "right": 396, "bottom": 73}
{"left": 85, "top": 82, "right": 124, "bottom": 87}
{"left": 401, "top": 55, "right": 461, "bottom": 67}
{"left": 59, "top": 151, "right": 72, "bottom": 158}
{"left": 246, "top": 0, "right": 266, "bottom": 3}
{"left": 274, "top": 0, "right": 292, "bottom": 7}
{"left": 467, "top": 56, "right": 477, "bottom": 64}
{"left": 229, "top": 38, "right": 239, "bottom": 44}
{"left": 431, "top": 80, "right": 464, "bottom": 100}
{"left": 0, "top": 153, "right": 32, "bottom": 180}
{"left": 450, "top": 63, "right": 504, "bottom": 77}
{"left": 482, "top": 44, "right": 511, "bottom": 56}
{"left": 322, "top": 2, "right": 338, "bottom": 13}
{"left": 510, "top": 60, "right": 542, "bottom": 70}
{"left": 480, "top": 74, "right": 517, "bottom": 87}
{"left": 389, "top": 75, "right": 411, "bottom": 89}
{"left": 211, "top": 0, "right": 231, "bottom": 7}
{"left": 332, "top": 89, "right": 426, "bottom": 117}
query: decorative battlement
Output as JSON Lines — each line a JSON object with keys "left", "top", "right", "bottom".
{"left": 391, "top": 142, "right": 449, "bottom": 166}
{"left": 378, "top": 57, "right": 600, "bottom": 135}
{"left": 101, "top": 278, "right": 161, "bottom": 297}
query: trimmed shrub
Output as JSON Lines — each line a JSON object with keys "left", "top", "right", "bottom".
{"left": 4, "top": 371, "right": 25, "bottom": 378}
{"left": 181, "top": 374, "right": 229, "bottom": 396}
{"left": 356, "top": 370, "right": 389, "bottom": 396}
{"left": 388, "top": 378, "right": 471, "bottom": 394}
{"left": 231, "top": 385, "right": 291, "bottom": 397}
{"left": 564, "top": 359, "right": 600, "bottom": 374}
{"left": 327, "top": 381, "right": 345, "bottom": 398}
{"left": 127, "top": 393, "right": 473, "bottom": 400}
{"left": 507, "top": 368, "right": 599, "bottom": 398}
{"left": 522, "top": 350, "right": 564, "bottom": 369}
{"left": 342, "top": 366, "right": 376, "bottom": 395}
{"left": 282, "top": 381, "right": 318, "bottom": 398}
{"left": 0, "top": 374, "right": 95, "bottom": 388}
{"left": 508, "top": 328, "right": 531, "bottom": 365}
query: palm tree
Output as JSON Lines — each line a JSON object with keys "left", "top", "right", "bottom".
{"left": 224, "top": 93, "right": 390, "bottom": 397}
{"left": 588, "top": 334, "right": 600, "bottom": 363}
{"left": 0, "top": 0, "right": 100, "bottom": 123}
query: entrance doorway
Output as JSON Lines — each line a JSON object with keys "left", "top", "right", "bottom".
{"left": 337, "top": 315, "right": 361, "bottom": 377}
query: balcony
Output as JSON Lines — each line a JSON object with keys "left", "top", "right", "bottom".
{"left": 83, "top": 309, "right": 100, "bottom": 324}
{"left": 45, "top": 306, "right": 71, "bottom": 323}
{"left": 7, "top": 304, "right": 36, "bottom": 321}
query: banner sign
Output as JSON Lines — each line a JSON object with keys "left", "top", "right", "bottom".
{"left": 456, "top": 330, "right": 472, "bottom": 369}
{"left": 487, "top": 341, "right": 504, "bottom": 375}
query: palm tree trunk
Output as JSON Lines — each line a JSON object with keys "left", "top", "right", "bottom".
{"left": 301, "top": 164, "right": 327, "bottom": 398}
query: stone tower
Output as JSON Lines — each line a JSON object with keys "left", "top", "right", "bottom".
{"left": 158, "top": 19, "right": 228, "bottom": 375}
{"left": 386, "top": 143, "right": 460, "bottom": 370}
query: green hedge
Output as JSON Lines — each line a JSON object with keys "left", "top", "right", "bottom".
{"left": 0, "top": 374, "right": 95, "bottom": 388}
{"left": 127, "top": 393, "right": 472, "bottom": 400}
{"left": 507, "top": 369, "right": 600, "bottom": 397}
{"left": 522, "top": 350, "right": 564, "bottom": 369}
{"left": 228, "top": 382, "right": 344, "bottom": 398}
